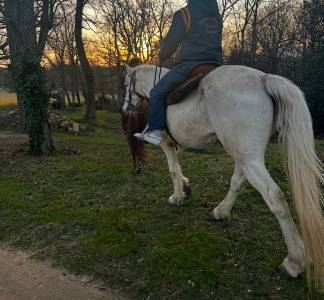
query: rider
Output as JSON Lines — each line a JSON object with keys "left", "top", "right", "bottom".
{"left": 135, "top": 0, "right": 223, "bottom": 146}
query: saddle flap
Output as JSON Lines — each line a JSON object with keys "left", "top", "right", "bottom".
{"left": 167, "top": 64, "right": 220, "bottom": 106}
{"left": 189, "top": 64, "right": 220, "bottom": 78}
{"left": 167, "top": 74, "right": 204, "bottom": 106}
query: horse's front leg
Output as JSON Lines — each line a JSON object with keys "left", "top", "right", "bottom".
{"left": 161, "top": 140, "right": 190, "bottom": 206}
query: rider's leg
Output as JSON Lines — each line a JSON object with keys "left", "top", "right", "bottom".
{"left": 137, "top": 64, "right": 191, "bottom": 145}
{"left": 149, "top": 65, "right": 189, "bottom": 130}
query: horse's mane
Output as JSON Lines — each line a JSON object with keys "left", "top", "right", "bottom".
{"left": 121, "top": 112, "right": 146, "bottom": 158}
{"left": 134, "top": 64, "right": 155, "bottom": 71}
{"left": 134, "top": 64, "right": 169, "bottom": 73}
{"left": 121, "top": 100, "right": 149, "bottom": 170}
{"left": 121, "top": 63, "right": 168, "bottom": 174}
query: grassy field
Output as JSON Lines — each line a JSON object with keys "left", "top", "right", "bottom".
{"left": 0, "top": 108, "right": 324, "bottom": 299}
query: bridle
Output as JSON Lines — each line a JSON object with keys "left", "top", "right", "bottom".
{"left": 123, "top": 70, "right": 147, "bottom": 113}
{"left": 123, "top": 65, "right": 162, "bottom": 113}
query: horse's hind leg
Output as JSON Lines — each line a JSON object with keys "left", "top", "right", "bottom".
{"left": 241, "top": 159, "right": 305, "bottom": 277}
{"left": 161, "top": 140, "right": 190, "bottom": 206}
{"left": 213, "top": 163, "right": 245, "bottom": 220}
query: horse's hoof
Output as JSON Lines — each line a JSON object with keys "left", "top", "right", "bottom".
{"left": 183, "top": 184, "right": 192, "bottom": 199}
{"left": 168, "top": 195, "right": 182, "bottom": 206}
{"left": 133, "top": 168, "right": 142, "bottom": 176}
{"left": 212, "top": 207, "right": 231, "bottom": 221}
{"left": 279, "top": 257, "right": 303, "bottom": 278}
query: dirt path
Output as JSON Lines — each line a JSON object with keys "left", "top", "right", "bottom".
{"left": 0, "top": 133, "right": 29, "bottom": 161}
{"left": 0, "top": 133, "right": 28, "bottom": 146}
{"left": 0, "top": 247, "right": 127, "bottom": 300}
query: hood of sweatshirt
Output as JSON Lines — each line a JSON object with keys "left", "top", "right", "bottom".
{"left": 187, "top": 0, "right": 219, "bottom": 16}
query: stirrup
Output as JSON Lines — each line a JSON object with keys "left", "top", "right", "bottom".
{"left": 142, "top": 125, "right": 149, "bottom": 134}
{"left": 134, "top": 125, "right": 149, "bottom": 141}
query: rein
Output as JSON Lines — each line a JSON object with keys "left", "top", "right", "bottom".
{"left": 124, "top": 71, "right": 146, "bottom": 112}
{"left": 154, "top": 65, "right": 162, "bottom": 86}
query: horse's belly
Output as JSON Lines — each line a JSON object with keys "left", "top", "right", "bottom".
{"left": 170, "top": 122, "right": 217, "bottom": 149}
{"left": 166, "top": 93, "right": 216, "bottom": 149}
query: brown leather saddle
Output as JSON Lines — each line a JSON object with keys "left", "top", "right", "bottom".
{"left": 166, "top": 63, "right": 221, "bottom": 106}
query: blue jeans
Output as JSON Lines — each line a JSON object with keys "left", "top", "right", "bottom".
{"left": 149, "top": 62, "right": 196, "bottom": 130}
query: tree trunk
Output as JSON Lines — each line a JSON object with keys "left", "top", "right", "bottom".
{"left": 71, "top": 62, "right": 80, "bottom": 106}
{"left": 251, "top": 3, "right": 260, "bottom": 67}
{"left": 57, "top": 64, "right": 71, "bottom": 106}
{"left": 75, "top": 65, "right": 82, "bottom": 106}
{"left": 16, "top": 93, "right": 27, "bottom": 132}
{"left": 4, "top": 0, "right": 53, "bottom": 155}
{"left": 75, "top": 0, "right": 96, "bottom": 123}
{"left": 76, "top": 89, "right": 81, "bottom": 106}
{"left": 71, "top": 67, "right": 76, "bottom": 106}
{"left": 12, "top": 52, "right": 53, "bottom": 155}
{"left": 4, "top": 0, "right": 26, "bottom": 132}
{"left": 58, "top": 64, "right": 68, "bottom": 109}
{"left": 240, "top": 30, "right": 246, "bottom": 65}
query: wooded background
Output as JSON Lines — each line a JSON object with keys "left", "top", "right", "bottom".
{"left": 0, "top": 0, "right": 323, "bottom": 153}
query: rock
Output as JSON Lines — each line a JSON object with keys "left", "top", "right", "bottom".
{"left": 72, "top": 122, "right": 80, "bottom": 133}
{"left": 79, "top": 124, "right": 87, "bottom": 132}
{"left": 8, "top": 109, "right": 18, "bottom": 117}
{"left": 7, "top": 108, "right": 86, "bottom": 134}
{"left": 60, "top": 120, "right": 71, "bottom": 130}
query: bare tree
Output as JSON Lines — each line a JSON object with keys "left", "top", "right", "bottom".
{"left": 75, "top": 0, "right": 96, "bottom": 122}
{"left": 96, "top": 0, "right": 174, "bottom": 63}
{"left": 1, "top": 0, "right": 62, "bottom": 154}
{"left": 46, "top": 3, "right": 83, "bottom": 107}
{"left": 219, "top": 0, "right": 240, "bottom": 22}
{"left": 93, "top": 0, "right": 173, "bottom": 104}
{"left": 257, "top": 0, "right": 296, "bottom": 72}
{"left": 231, "top": 0, "right": 264, "bottom": 64}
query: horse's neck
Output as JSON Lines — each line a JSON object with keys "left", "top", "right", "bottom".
{"left": 141, "top": 66, "right": 169, "bottom": 96}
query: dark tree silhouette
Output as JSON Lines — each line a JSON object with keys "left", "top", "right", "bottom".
{"left": 3, "top": 0, "right": 55, "bottom": 155}
{"left": 75, "top": 0, "right": 96, "bottom": 123}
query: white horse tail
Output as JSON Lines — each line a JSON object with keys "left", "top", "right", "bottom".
{"left": 263, "top": 74, "right": 324, "bottom": 288}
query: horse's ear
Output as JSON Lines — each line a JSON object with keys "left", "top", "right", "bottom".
{"left": 122, "top": 63, "right": 135, "bottom": 75}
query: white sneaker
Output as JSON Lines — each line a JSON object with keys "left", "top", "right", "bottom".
{"left": 134, "top": 130, "right": 162, "bottom": 146}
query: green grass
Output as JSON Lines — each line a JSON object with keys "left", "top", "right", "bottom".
{"left": 0, "top": 108, "right": 324, "bottom": 299}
